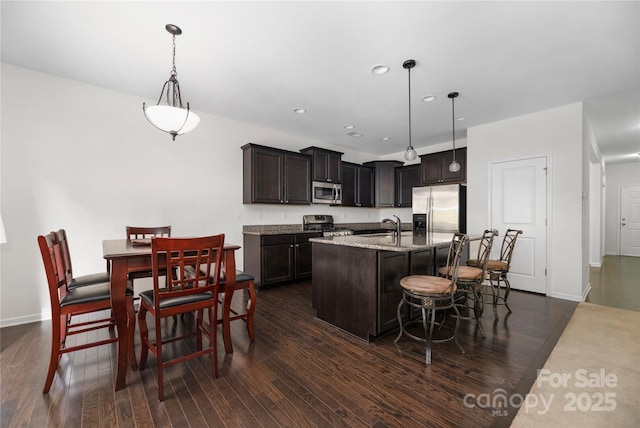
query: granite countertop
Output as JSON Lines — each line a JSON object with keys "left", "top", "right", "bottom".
{"left": 242, "top": 222, "right": 410, "bottom": 236}
{"left": 309, "top": 232, "right": 461, "bottom": 252}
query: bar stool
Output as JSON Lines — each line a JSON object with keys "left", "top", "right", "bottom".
{"left": 439, "top": 229, "right": 498, "bottom": 338}
{"left": 394, "top": 233, "right": 468, "bottom": 365}
{"left": 467, "top": 229, "right": 522, "bottom": 318}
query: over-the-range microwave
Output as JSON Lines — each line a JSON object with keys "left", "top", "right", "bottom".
{"left": 312, "top": 181, "right": 342, "bottom": 205}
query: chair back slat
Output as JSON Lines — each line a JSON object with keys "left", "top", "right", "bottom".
{"left": 476, "top": 229, "right": 499, "bottom": 272}
{"left": 444, "top": 232, "right": 469, "bottom": 290}
{"left": 151, "top": 235, "right": 224, "bottom": 306}
{"left": 38, "top": 232, "right": 67, "bottom": 310}
{"left": 127, "top": 226, "right": 171, "bottom": 240}
{"left": 499, "top": 229, "right": 523, "bottom": 268}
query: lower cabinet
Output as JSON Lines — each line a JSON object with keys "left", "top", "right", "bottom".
{"left": 243, "top": 232, "right": 321, "bottom": 288}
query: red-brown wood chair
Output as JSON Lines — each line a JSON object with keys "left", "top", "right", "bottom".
{"left": 137, "top": 235, "right": 225, "bottom": 401}
{"left": 126, "top": 225, "right": 172, "bottom": 283}
{"left": 56, "top": 228, "right": 111, "bottom": 289}
{"left": 38, "top": 231, "right": 136, "bottom": 394}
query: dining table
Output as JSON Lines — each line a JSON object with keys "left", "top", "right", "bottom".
{"left": 103, "top": 238, "right": 240, "bottom": 391}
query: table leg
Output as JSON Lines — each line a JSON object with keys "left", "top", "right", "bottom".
{"left": 110, "top": 259, "right": 129, "bottom": 390}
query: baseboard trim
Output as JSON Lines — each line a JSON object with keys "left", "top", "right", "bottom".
{"left": 0, "top": 312, "right": 49, "bottom": 329}
{"left": 589, "top": 263, "right": 602, "bottom": 268}
{"left": 549, "top": 291, "right": 584, "bottom": 302}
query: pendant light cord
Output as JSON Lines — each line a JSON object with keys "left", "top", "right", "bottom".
{"left": 451, "top": 93, "right": 456, "bottom": 162}
{"left": 408, "top": 66, "right": 412, "bottom": 149}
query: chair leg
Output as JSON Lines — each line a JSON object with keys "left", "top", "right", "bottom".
{"left": 137, "top": 306, "right": 149, "bottom": 370}
{"left": 246, "top": 282, "right": 256, "bottom": 342}
{"left": 425, "top": 307, "right": 435, "bottom": 365}
{"left": 196, "top": 310, "right": 204, "bottom": 351}
{"left": 43, "top": 315, "right": 64, "bottom": 393}
{"left": 451, "top": 303, "right": 465, "bottom": 355}
{"left": 393, "top": 296, "right": 404, "bottom": 344}
{"left": 209, "top": 307, "right": 219, "bottom": 379}
{"left": 156, "top": 316, "right": 164, "bottom": 402}
{"left": 489, "top": 274, "right": 500, "bottom": 319}
{"left": 126, "top": 295, "right": 138, "bottom": 370}
{"left": 473, "top": 288, "right": 486, "bottom": 339}
{"left": 502, "top": 274, "right": 513, "bottom": 313}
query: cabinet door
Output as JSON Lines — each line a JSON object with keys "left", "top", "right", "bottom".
{"left": 357, "top": 166, "right": 375, "bottom": 207}
{"left": 341, "top": 163, "right": 357, "bottom": 206}
{"left": 252, "top": 148, "right": 284, "bottom": 203}
{"left": 327, "top": 152, "right": 342, "bottom": 183}
{"left": 261, "top": 243, "right": 294, "bottom": 284}
{"left": 294, "top": 242, "right": 314, "bottom": 278}
{"left": 440, "top": 148, "right": 466, "bottom": 183}
{"left": 311, "top": 151, "right": 329, "bottom": 182}
{"left": 377, "top": 251, "right": 409, "bottom": 334}
{"left": 284, "top": 153, "right": 311, "bottom": 204}
{"left": 396, "top": 164, "right": 420, "bottom": 207}
{"left": 420, "top": 152, "right": 442, "bottom": 185}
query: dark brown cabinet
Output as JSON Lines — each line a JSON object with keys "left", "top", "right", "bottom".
{"left": 243, "top": 232, "right": 321, "bottom": 288}
{"left": 395, "top": 164, "right": 421, "bottom": 207}
{"left": 242, "top": 144, "right": 311, "bottom": 205}
{"left": 377, "top": 251, "right": 410, "bottom": 333}
{"left": 342, "top": 162, "right": 374, "bottom": 207}
{"left": 364, "top": 160, "right": 404, "bottom": 207}
{"left": 300, "top": 146, "right": 343, "bottom": 183}
{"left": 420, "top": 147, "right": 466, "bottom": 185}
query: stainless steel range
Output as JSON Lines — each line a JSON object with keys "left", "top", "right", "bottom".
{"left": 302, "top": 215, "right": 353, "bottom": 237}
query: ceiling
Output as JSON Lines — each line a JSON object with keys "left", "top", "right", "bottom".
{"left": 2, "top": 1, "right": 638, "bottom": 164}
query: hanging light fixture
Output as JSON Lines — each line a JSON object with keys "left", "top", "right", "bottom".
{"left": 403, "top": 59, "right": 418, "bottom": 161}
{"left": 448, "top": 91, "right": 461, "bottom": 173}
{"left": 143, "top": 24, "right": 200, "bottom": 141}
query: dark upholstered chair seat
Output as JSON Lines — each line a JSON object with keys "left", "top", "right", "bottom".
{"left": 400, "top": 275, "right": 456, "bottom": 294}
{"left": 139, "top": 289, "right": 213, "bottom": 309}
{"left": 68, "top": 271, "right": 111, "bottom": 290}
{"left": 60, "top": 282, "right": 133, "bottom": 307}
{"left": 438, "top": 265, "right": 484, "bottom": 281}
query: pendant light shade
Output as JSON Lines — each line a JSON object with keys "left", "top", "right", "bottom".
{"left": 143, "top": 24, "right": 200, "bottom": 141}
{"left": 448, "top": 92, "right": 461, "bottom": 173}
{"left": 403, "top": 59, "right": 417, "bottom": 161}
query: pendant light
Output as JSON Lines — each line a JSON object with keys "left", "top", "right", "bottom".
{"left": 143, "top": 24, "right": 200, "bottom": 141}
{"left": 403, "top": 59, "right": 417, "bottom": 161}
{"left": 448, "top": 91, "right": 461, "bottom": 173}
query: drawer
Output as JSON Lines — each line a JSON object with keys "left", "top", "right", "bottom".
{"left": 261, "top": 234, "right": 294, "bottom": 246}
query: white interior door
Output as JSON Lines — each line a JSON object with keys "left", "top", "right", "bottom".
{"left": 490, "top": 157, "right": 548, "bottom": 294}
{"left": 620, "top": 185, "right": 640, "bottom": 256}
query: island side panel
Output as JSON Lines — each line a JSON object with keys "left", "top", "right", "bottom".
{"left": 312, "top": 242, "right": 378, "bottom": 341}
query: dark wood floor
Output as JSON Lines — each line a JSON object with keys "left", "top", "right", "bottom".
{"left": 1, "top": 281, "right": 578, "bottom": 428}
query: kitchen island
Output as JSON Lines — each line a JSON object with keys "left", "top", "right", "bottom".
{"left": 310, "top": 232, "right": 470, "bottom": 341}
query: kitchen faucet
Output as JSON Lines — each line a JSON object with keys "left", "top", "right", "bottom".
{"left": 381, "top": 215, "right": 403, "bottom": 245}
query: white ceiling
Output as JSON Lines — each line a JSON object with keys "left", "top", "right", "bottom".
{"left": 2, "top": 1, "right": 639, "bottom": 164}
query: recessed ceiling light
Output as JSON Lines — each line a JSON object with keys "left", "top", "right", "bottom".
{"left": 421, "top": 95, "right": 436, "bottom": 103}
{"left": 371, "top": 64, "right": 390, "bottom": 75}
{"left": 293, "top": 108, "right": 306, "bottom": 114}
{"left": 456, "top": 116, "right": 466, "bottom": 121}
{"left": 344, "top": 124, "right": 355, "bottom": 129}
{"left": 381, "top": 136, "right": 391, "bottom": 141}
{"left": 346, "top": 132, "right": 363, "bottom": 138}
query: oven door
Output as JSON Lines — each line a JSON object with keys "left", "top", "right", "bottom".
{"left": 312, "top": 182, "right": 342, "bottom": 205}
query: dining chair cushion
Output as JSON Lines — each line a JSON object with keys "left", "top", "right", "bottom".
{"left": 438, "top": 265, "right": 484, "bottom": 281}
{"left": 60, "top": 282, "right": 133, "bottom": 307}
{"left": 467, "top": 259, "right": 509, "bottom": 272}
{"left": 68, "top": 271, "right": 111, "bottom": 290}
{"left": 400, "top": 275, "right": 456, "bottom": 294}
{"left": 139, "top": 289, "right": 214, "bottom": 309}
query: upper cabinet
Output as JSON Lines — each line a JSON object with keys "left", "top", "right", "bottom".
{"left": 364, "top": 160, "right": 404, "bottom": 207}
{"left": 342, "top": 162, "right": 374, "bottom": 207}
{"left": 300, "top": 146, "right": 343, "bottom": 183}
{"left": 395, "top": 164, "right": 421, "bottom": 207}
{"left": 242, "top": 143, "right": 311, "bottom": 205}
{"left": 420, "top": 147, "right": 466, "bottom": 185}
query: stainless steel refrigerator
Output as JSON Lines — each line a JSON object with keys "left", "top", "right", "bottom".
{"left": 412, "top": 184, "right": 467, "bottom": 233}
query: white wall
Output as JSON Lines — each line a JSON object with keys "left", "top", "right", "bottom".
{"left": 604, "top": 161, "right": 640, "bottom": 255}
{"left": 0, "top": 63, "right": 411, "bottom": 327}
{"left": 466, "top": 103, "right": 585, "bottom": 301}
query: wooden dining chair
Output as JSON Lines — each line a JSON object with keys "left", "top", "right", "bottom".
{"left": 138, "top": 234, "right": 225, "bottom": 401}
{"left": 38, "top": 231, "right": 136, "bottom": 393}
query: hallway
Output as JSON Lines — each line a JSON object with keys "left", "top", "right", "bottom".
{"left": 587, "top": 255, "right": 640, "bottom": 312}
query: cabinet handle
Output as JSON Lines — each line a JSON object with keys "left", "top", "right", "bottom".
{"left": 327, "top": 178, "right": 332, "bottom": 182}
{"left": 285, "top": 200, "right": 288, "bottom": 203}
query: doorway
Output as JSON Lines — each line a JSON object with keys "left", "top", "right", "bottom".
{"left": 619, "top": 185, "right": 640, "bottom": 256}
{"left": 490, "top": 156, "right": 548, "bottom": 294}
